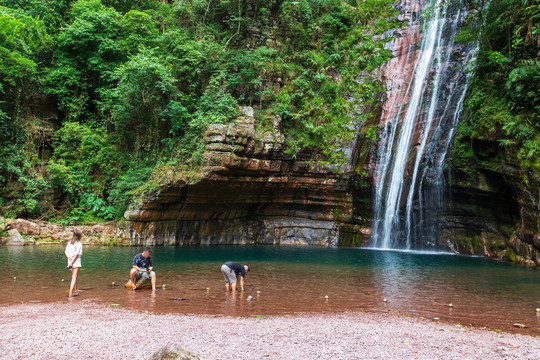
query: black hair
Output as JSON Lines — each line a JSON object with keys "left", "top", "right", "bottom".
{"left": 144, "top": 247, "right": 152, "bottom": 253}
{"left": 245, "top": 264, "right": 251, "bottom": 271}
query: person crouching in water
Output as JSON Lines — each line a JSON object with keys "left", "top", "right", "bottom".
{"left": 221, "top": 261, "right": 250, "bottom": 291}
{"left": 130, "top": 247, "right": 156, "bottom": 291}
{"left": 65, "top": 229, "right": 83, "bottom": 297}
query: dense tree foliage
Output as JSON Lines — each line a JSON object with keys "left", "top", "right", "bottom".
{"left": 0, "top": 0, "right": 397, "bottom": 221}
{"left": 454, "top": 0, "right": 540, "bottom": 173}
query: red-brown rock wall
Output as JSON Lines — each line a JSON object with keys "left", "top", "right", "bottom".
{"left": 124, "top": 107, "right": 367, "bottom": 246}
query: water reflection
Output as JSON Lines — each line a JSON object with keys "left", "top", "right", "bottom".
{"left": 370, "top": 250, "right": 420, "bottom": 307}
{"left": 0, "top": 245, "right": 538, "bottom": 335}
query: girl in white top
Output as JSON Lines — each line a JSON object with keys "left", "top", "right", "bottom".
{"left": 65, "top": 230, "right": 83, "bottom": 296}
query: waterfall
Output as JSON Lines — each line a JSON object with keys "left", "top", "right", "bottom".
{"left": 371, "top": 0, "right": 478, "bottom": 250}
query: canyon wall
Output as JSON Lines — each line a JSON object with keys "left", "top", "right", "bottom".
{"left": 123, "top": 0, "right": 539, "bottom": 267}
{"left": 124, "top": 107, "right": 371, "bottom": 247}
{"left": 371, "top": 0, "right": 539, "bottom": 264}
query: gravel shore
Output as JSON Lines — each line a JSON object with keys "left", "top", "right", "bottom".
{"left": 0, "top": 303, "right": 538, "bottom": 360}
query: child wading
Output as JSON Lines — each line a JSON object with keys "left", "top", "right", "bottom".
{"left": 65, "top": 230, "right": 83, "bottom": 297}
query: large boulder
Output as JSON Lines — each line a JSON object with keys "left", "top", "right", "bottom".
{"left": 91, "top": 224, "right": 105, "bottom": 233}
{"left": 150, "top": 344, "right": 204, "bottom": 360}
{"left": 6, "top": 229, "right": 26, "bottom": 246}
{"left": 11, "top": 219, "right": 40, "bottom": 235}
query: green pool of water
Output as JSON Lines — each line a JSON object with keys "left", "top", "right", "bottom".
{"left": 1, "top": 245, "right": 539, "bottom": 334}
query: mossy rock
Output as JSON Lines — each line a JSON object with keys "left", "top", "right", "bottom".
{"left": 501, "top": 248, "right": 518, "bottom": 262}
{"left": 450, "top": 233, "right": 484, "bottom": 255}
{"left": 150, "top": 344, "right": 204, "bottom": 360}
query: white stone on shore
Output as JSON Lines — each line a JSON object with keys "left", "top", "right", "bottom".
{"left": 7, "top": 229, "right": 26, "bottom": 246}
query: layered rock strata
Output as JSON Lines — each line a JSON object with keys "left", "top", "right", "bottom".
{"left": 125, "top": 108, "right": 369, "bottom": 246}
{"left": 123, "top": 1, "right": 538, "bottom": 266}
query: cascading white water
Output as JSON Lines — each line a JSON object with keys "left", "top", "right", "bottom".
{"left": 371, "top": 0, "right": 478, "bottom": 249}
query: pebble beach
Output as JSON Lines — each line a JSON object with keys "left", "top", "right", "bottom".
{"left": 0, "top": 303, "right": 538, "bottom": 360}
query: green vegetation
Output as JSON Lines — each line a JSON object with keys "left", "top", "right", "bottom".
{"left": 454, "top": 0, "right": 539, "bottom": 174}
{"left": 0, "top": 0, "right": 397, "bottom": 222}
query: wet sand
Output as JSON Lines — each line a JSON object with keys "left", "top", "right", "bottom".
{"left": 0, "top": 302, "right": 538, "bottom": 360}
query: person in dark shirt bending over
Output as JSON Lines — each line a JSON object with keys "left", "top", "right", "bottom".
{"left": 221, "top": 261, "right": 250, "bottom": 291}
{"left": 130, "top": 247, "right": 156, "bottom": 291}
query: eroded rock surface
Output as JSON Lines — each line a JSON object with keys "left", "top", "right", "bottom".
{"left": 125, "top": 107, "right": 370, "bottom": 246}
{"left": 444, "top": 144, "right": 540, "bottom": 265}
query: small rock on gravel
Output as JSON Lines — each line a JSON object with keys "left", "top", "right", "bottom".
{"left": 150, "top": 344, "right": 205, "bottom": 360}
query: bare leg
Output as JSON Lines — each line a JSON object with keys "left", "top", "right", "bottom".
{"left": 69, "top": 268, "right": 80, "bottom": 295}
{"left": 130, "top": 269, "right": 137, "bottom": 290}
{"left": 150, "top": 272, "right": 156, "bottom": 291}
{"left": 231, "top": 282, "right": 237, "bottom": 292}
{"left": 225, "top": 282, "right": 230, "bottom": 292}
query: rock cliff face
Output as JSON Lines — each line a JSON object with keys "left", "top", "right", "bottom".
{"left": 368, "top": 0, "right": 539, "bottom": 264}
{"left": 125, "top": 107, "right": 370, "bottom": 246}
{"left": 370, "top": 0, "right": 480, "bottom": 249}
{"left": 123, "top": 1, "right": 539, "bottom": 267}
{"left": 443, "top": 142, "right": 540, "bottom": 265}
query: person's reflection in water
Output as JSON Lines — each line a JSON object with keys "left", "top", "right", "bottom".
{"left": 221, "top": 291, "right": 237, "bottom": 314}
{"left": 237, "top": 292, "right": 246, "bottom": 313}
{"left": 149, "top": 290, "right": 156, "bottom": 308}
{"left": 127, "top": 287, "right": 136, "bottom": 308}
{"left": 126, "top": 286, "right": 157, "bottom": 310}
{"left": 220, "top": 291, "right": 250, "bottom": 315}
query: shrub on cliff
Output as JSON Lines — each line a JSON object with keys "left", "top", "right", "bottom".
{"left": 0, "top": 0, "right": 398, "bottom": 221}
{"left": 455, "top": 0, "right": 539, "bottom": 172}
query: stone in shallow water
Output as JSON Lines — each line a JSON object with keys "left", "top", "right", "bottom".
{"left": 150, "top": 344, "right": 204, "bottom": 360}
{"left": 124, "top": 276, "right": 151, "bottom": 290}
